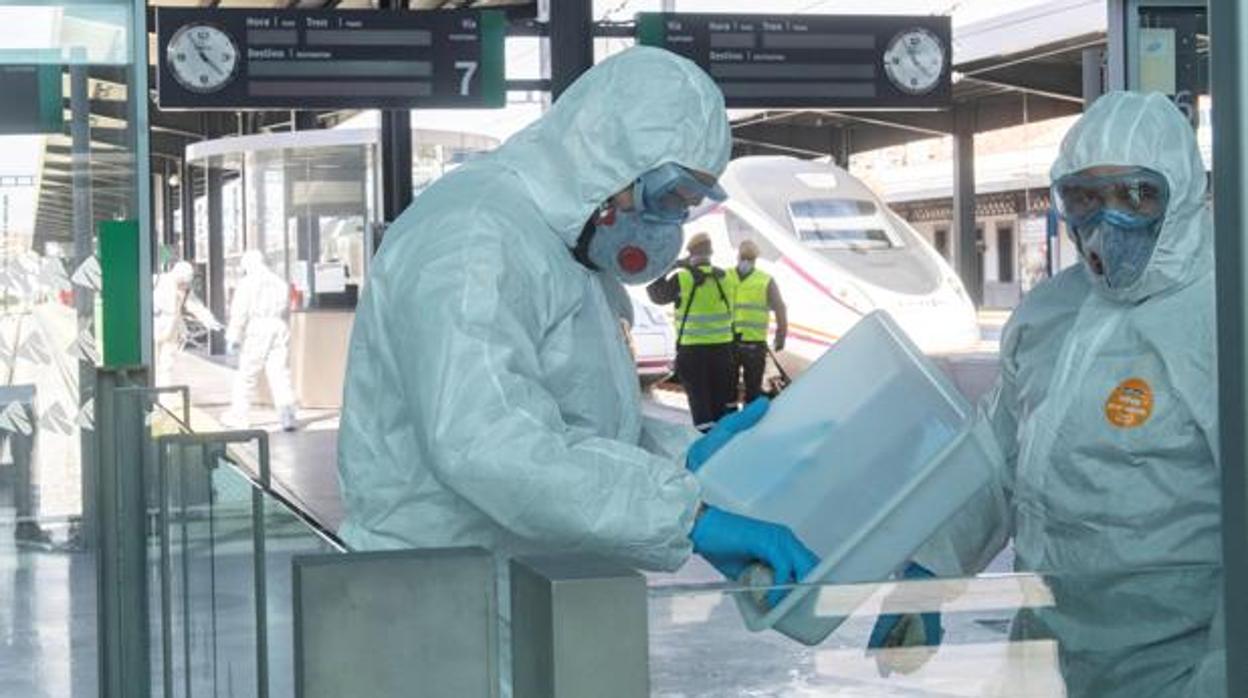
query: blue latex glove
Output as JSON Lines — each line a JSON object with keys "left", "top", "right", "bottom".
{"left": 691, "top": 505, "right": 819, "bottom": 608}
{"left": 868, "top": 563, "right": 944, "bottom": 650}
{"left": 686, "top": 397, "right": 769, "bottom": 473}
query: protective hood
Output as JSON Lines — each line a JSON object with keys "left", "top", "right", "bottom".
{"left": 1050, "top": 91, "right": 1210, "bottom": 303}
{"left": 491, "top": 46, "right": 731, "bottom": 247}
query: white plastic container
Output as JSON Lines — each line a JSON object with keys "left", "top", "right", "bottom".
{"left": 695, "top": 310, "right": 996, "bottom": 645}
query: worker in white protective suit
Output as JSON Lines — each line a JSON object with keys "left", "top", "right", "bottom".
{"left": 222, "top": 250, "right": 297, "bottom": 431}
{"left": 153, "top": 261, "right": 221, "bottom": 387}
{"left": 868, "top": 92, "right": 1223, "bottom": 696}
{"left": 338, "top": 47, "right": 818, "bottom": 695}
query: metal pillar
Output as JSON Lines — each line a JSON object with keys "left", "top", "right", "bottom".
{"left": 161, "top": 161, "right": 176, "bottom": 249}
{"left": 180, "top": 159, "right": 195, "bottom": 261}
{"left": 95, "top": 368, "right": 153, "bottom": 698}
{"left": 510, "top": 556, "right": 649, "bottom": 698}
{"left": 1107, "top": 0, "right": 1130, "bottom": 91}
{"left": 128, "top": 0, "right": 152, "bottom": 366}
{"left": 952, "top": 105, "right": 981, "bottom": 306}
{"left": 296, "top": 210, "right": 320, "bottom": 307}
{"left": 378, "top": 0, "right": 413, "bottom": 228}
{"left": 69, "top": 60, "right": 98, "bottom": 549}
{"left": 548, "top": 0, "right": 593, "bottom": 100}
{"left": 1211, "top": 2, "right": 1247, "bottom": 693}
{"left": 380, "top": 111, "right": 412, "bottom": 224}
{"left": 1082, "top": 47, "right": 1105, "bottom": 107}
{"left": 206, "top": 163, "right": 225, "bottom": 354}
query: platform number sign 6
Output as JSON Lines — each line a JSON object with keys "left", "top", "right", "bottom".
{"left": 455, "top": 61, "right": 478, "bottom": 97}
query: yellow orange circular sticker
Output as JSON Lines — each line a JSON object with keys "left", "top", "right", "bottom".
{"left": 1105, "top": 378, "right": 1154, "bottom": 428}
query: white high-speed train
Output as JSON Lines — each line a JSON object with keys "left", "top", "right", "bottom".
{"left": 630, "top": 156, "right": 980, "bottom": 375}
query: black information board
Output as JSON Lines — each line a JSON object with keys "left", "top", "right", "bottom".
{"left": 637, "top": 13, "right": 952, "bottom": 110}
{"left": 156, "top": 8, "right": 505, "bottom": 110}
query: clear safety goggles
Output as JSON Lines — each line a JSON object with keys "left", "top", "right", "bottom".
{"left": 633, "top": 163, "right": 727, "bottom": 225}
{"left": 1052, "top": 168, "right": 1170, "bottom": 230}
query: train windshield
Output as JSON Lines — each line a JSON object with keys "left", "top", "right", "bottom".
{"left": 788, "top": 199, "right": 905, "bottom": 251}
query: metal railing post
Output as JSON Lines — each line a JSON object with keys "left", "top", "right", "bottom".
{"left": 95, "top": 367, "right": 152, "bottom": 698}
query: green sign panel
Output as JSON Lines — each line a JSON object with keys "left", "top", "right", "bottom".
{"left": 0, "top": 65, "right": 63, "bottom": 135}
{"left": 98, "top": 220, "right": 141, "bottom": 368}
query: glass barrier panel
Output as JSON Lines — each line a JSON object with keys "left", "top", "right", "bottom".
{"left": 647, "top": 563, "right": 1223, "bottom": 697}
{"left": 143, "top": 392, "right": 193, "bottom": 698}
{"left": 155, "top": 429, "right": 347, "bottom": 698}
{"left": 159, "top": 439, "right": 261, "bottom": 698}
{"left": 259, "top": 486, "right": 344, "bottom": 698}
{"left": 0, "top": 3, "right": 146, "bottom": 696}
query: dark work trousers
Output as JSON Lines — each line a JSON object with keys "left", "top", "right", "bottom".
{"left": 735, "top": 340, "right": 768, "bottom": 405}
{"left": 676, "top": 343, "right": 737, "bottom": 431}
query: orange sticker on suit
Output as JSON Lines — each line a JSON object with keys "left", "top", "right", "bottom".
{"left": 1105, "top": 378, "right": 1154, "bottom": 428}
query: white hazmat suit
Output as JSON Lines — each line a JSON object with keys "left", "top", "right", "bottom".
{"left": 224, "top": 251, "right": 296, "bottom": 430}
{"left": 153, "top": 261, "right": 220, "bottom": 387}
{"left": 338, "top": 47, "right": 730, "bottom": 690}
{"left": 915, "top": 92, "right": 1222, "bottom": 695}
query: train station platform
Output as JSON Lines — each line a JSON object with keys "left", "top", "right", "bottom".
{"left": 170, "top": 311, "right": 1004, "bottom": 542}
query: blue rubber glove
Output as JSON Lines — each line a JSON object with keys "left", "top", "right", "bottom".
{"left": 686, "top": 397, "right": 769, "bottom": 473}
{"left": 691, "top": 505, "right": 820, "bottom": 608}
{"left": 867, "top": 563, "right": 944, "bottom": 650}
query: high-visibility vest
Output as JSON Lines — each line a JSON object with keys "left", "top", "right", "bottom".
{"left": 675, "top": 265, "right": 735, "bottom": 346}
{"left": 728, "top": 268, "right": 772, "bottom": 342}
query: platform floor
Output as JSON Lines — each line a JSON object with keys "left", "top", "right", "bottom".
{"left": 1, "top": 314, "right": 1016, "bottom": 697}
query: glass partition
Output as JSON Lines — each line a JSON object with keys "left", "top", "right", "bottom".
{"left": 154, "top": 431, "right": 343, "bottom": 698}
{"left": 647, "top": 564, "right": 1222, "bottom": 696}
{"left": 183, "top": 127, "right": 496, "bottom": 318}
{"left": 1, "top": 3, "right": 147, "bottom": 697}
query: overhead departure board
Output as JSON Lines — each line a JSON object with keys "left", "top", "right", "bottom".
{"left": 636, "top": 13, "right": 952, "bottom": 109}
{"left": 156, "top": 8, "right": 505, "bottom": 110}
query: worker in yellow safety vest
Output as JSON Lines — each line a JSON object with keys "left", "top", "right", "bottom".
{"left": 646, "top": 232, "right": 738, "bottom": 430}
{"left": 727, "top": 240, "right": 788, "bottom": 404}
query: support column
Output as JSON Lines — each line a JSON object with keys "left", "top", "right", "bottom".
{"left": 952, "top": 105, "right": 981, "bottom": 307}
{"left": 830, "top": 128, "right": 852, "bottom": 168}
{"left": 1082, "top": 47, "right": 1105, "bottom": 108}
{"left": 1211, "top": 1, "right": 1248, "bottom": 693}
{"left": 1106, "top": 0, "right": 1129, "bottom": 92}
{"left": 379, "top": 0, "right": 413, "bottom": 230}
{"left": 548, "top": 0, "right": 593, "bottom": 100}
{"left": 206, "top": 163, "right": 225, "bottom": 354}
{"left": 161, "top": 161, "right": 176, "bottom": 250}
{"left": 380, "top": 111, "right": 412, "bottom": 224}
{"left": 95, "top": 368, "right": 152, "bottom": 698}
{"left": 180, "top": 159, "right": 195, "bottom": 261}
{"left": 69, "top": 60, "right": 97, "bottom": 550}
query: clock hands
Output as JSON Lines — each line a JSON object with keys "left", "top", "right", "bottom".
{"left": 191, "top": 39, "right": 226, "bottom": 77}
{"left": 903, "top": 40, "right": 936, "bottom": 80}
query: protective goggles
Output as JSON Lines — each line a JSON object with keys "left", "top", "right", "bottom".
{"left": 633, "top": 163, "right": 727, "bottom": 225}
{"left": 1052, "top": 168, "right": 1170, "bottom": 230}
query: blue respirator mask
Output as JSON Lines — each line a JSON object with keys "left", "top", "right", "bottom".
{"left": 1052, "top": 168, "right": 1170, "bottom": 290}
{"left": 588, "top": 163, "right": 726, "bottom": 285}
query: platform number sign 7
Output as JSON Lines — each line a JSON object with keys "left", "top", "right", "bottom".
{"left": 455, "top": 61, "right": 478, "bottom": 97}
